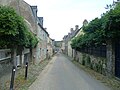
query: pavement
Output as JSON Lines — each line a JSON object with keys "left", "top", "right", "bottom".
{"left": 29, "top": 53, "right": 111, "bottom": 90}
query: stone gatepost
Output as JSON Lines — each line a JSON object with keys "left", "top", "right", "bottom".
{"left": 106, "top": 40, "right": 115, "bottom": 77}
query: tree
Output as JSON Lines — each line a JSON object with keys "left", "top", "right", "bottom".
{"left": 71, "top": 18, "right": 105, "bottom": 50}
{"left": 71, "top": 2, "right": 120, "bottom": 50}
{"left": 102, "top": 3, "right": 120, "bottom": 77}
{"left": 0, "top": 6, "right": 38, "bottom": 66}
{"left": 25, "top": 32, "right": 38, "bottom": 62}
{"left": 102, "top": 3, "right": 120, "bottom": 40}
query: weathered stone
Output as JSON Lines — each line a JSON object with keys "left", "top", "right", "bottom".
{"left": 74, "top": 51, "right": 107, "bottom": 75}
{"left": 106, "top": 40, "right": 115, "bottom": 77}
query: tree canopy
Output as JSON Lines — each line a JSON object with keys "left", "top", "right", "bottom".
{"left": 71, "top": 2, "right": 120, "bottom": 49}
{"left": 0, "top": 6, "right": 38, "bottom": 49}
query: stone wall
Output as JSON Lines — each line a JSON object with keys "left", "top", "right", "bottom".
{"left": 68, "top": 41, "right": 72, "bottom": 57}
{"left": 0, "top": 58, "right": 12, "bottom": 78}
{"left": 0, "top": 53, "right": 30, "bottom": 89}
{"left": 75, "top": 51, "right": 107, "bottom": 75}
{"left": 0, "top": 58, "right": 12, "bottom": 89}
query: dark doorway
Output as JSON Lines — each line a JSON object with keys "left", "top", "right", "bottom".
{"left": 115, "top": 41, "right": 120, "bottom": 78}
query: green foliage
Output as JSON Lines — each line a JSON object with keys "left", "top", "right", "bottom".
{"left": 102, "top": 3, "right": 120, "bottom": 39}
{"left": 71, "top": 2, "right": 120, "bottom": 50}
{"left": 25, "top": 32, "right": 38, "bottom": 48}
{"left": 0, "top": 6, "right": 38, "bottom": 48}
{"left": 0, "top": 6, "right": 19, "bottom": 36}
{"left": 83, "top": 18, "right": 102, "bottom": 34}
{"left": 71, "top": 36, "right": 79, "bottom": 49}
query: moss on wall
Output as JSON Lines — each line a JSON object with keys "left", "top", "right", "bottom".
{"left": 76, "top": 52, "right": 107, "bottom": 75}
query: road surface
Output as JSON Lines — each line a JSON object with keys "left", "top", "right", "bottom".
{"left": 29, "top": 53, "right": 111, "bottom": 90}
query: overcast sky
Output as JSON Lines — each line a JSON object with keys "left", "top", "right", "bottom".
{"left": 24, "top": 0, "right": 113, "bottom": 41}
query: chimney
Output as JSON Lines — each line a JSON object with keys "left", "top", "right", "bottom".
{"left": 44, "top": 28, "right": 47, "bottom": 30}
{"left": 75, "top": 25, "right": 79, "bottom": 30}
{"left": 68, "top": 33, "right": 71, "bottom": 38}
{"left": 83, "top": 19, "right": 88, "bottom": 27}
{"left": 70, "top": 28, "right": 74, "bottom": 33}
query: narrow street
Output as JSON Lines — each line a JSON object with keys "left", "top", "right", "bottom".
{"left": 29, "top": 53, "right": 111, "bottom": 90}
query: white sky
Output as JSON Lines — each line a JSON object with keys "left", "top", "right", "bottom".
{"left": 24, "top": 0, "right": 114, "bottom": 41}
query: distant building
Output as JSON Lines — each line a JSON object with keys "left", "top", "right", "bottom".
{"left": 54, "top": 41, "right": 62, "bottom": 52}
{"left": 62, "top": 20, "right": 88, "bottom": 57}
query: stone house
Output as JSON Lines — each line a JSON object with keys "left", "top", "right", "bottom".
{"left": 37, "top": 17, "right": 49, "bottom": 61}
{"left": 63, "top": 35, "right": 70, "bottom": 55}
{"left": 47, "top": 37, "right": 54, "bottom": 59}
{"left": 71, "top": 20, "right": 88, "bottom": 59}
{"left": 62, "top": 35, "right": 68, "bottom": 54}
{"left": 62, "top": 20, "right": 88, "bottom": 59}
{"left": 61, "top": 40, "right": 65, "bottom": 53}
{"left": 54, "top": 41, "right": 62, "bottom": 52}
{"left": 62, "top": 25, "right": 79, "bottom": 57}
{"left": 67, "top": 29, "right": 74, "bottom": 57}
{"left": 0, "top": 0, "right": 51, "bottom": 64}
{"left": 68, "top": 26, "right": 80, "bottom": 58}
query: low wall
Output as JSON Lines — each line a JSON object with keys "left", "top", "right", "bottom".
{"left": 0, "top": 53, "right": 30, "bottom": 89}
{"left": 75, "top": 51, "right": 107, "bottom": 75}
{"left": 0, "top": 58, "right": 12, "bottom": 89}
{"left": 0, "top": 58, "right": 12, "bottom": 77}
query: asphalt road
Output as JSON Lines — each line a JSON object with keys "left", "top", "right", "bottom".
{"left": 29, "top": 53, "right": 111, "bottom": 90}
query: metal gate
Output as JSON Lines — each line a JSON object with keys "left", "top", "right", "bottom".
{"left": 115, "top": 41, "right": 120, "bottom": 78}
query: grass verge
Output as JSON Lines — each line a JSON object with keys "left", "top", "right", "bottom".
{"left": 4, "top": 59, "right": 50, "bottom": 90}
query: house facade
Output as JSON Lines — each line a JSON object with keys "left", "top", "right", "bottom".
{"left": 47, "top": 37, "right": 54, "bottom": 58}
{"left": 62, "top": 35, "right": 69, "bottom": 55}
{"left": 37, "top": 17, "right": 49, "bottom": 62}
{"left": 63, "top": 25, "right": 79, "bottom": 57}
